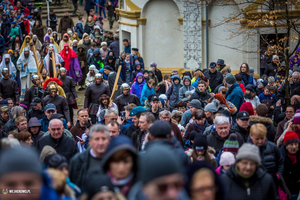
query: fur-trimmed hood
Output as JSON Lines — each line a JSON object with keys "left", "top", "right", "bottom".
{"left": 277, "top": 118, "right": 293, "bottom": 147}
{"left": 249, "top": 115, "right": 273, "bottom": 125}
{"left": 220, "top": 64, "right": 230, "bottom": 75}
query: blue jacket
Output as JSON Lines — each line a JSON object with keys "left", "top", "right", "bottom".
{"left": 166, "top": 75, "right": 182, "bottom": 107}
{"left": 140, "top": 83, "right": 155, "bottom": 106}
{"left": 258, "top": 92, "right": 277, "bottom": 107}
{"left": 84, "top": 0, "right": 95, "bottom": 11}
{"left": 239, "top": 72, "right": 254, "bottom": 86}
{"left": 225, "top": 82, "right": 244, "bottom": 111}
{"left": 122, "top": 118, "right": 134, "bottom": 131}
{"left": 75, "top": 21, "right": 84, "bottom": 39}
{"left": 39, "top": 115, "right": 68, "bottom": 132}
{"left": 0, "top": 35, "right": 5, "bottom": 54}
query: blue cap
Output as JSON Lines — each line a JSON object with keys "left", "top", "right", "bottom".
{"left": 16, "top": 15, "right": 21, "bottom": 19}
{"left": 210, "top": 62, "right": 217, "bottom": 68}
{"left": 0, "top": 100, "right": 8, "bottom": 107}
{"left": 27, "top": 15, "right": 32, "bottom": 19}
{"left": 21, "top": 12, "right": 24, "bottom": 15}
{"left": 129, "top": 106, "right": 146, "bottom": 116}
{"left": 11, "top": 21, "right": 16, "bottom": 24}
{"left": 44, "top": 103, "right": 56, "bottom": 111}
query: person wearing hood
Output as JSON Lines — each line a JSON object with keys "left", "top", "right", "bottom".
{"left": 85, "top": 65, "right": 98, "bottom": 87}
{"left": 59, "top": 33, "right": 72, "bottom": 52}
{"left": 222, "top": 143, "right": 278, "bottom": 200}
{"left": 190, "top": 80, "right": 211, "bottom": 102}
{"left": 28, "top": 117, "right": 45, "bottom": 147}
{"left": 72, "top": 40, "right": 78, "bottom": 53}
{"left": 147, "top": 67, "right": 158, "bottom": 87}
{"left": 0, "top": 147, "right": 61, "bottom": 200}
{"left": 100, "top": 41, "right": 110, "bottom": 60}
{"left": 58, "top": 11, "right": 74, "bottom": 37}
{"left": 87, "top": 48, "right": 104, "bottom": 70}
{"left": 105, "top": 55, "right": 116, "bottom": 71}
{"left": 166, "top": 75, "right": 182, "bottom": 108}
{"left": 43, "top": 45, "right": 64, "bottom": 78}
{"left": 100, "top": 135, "right": 138, "bottom": 197}
{"left": 32, "top": 34, "right": 43, "bottom": 51}
{"left": 132, "top": 60, "right": 144, "bottom": 82}
{"left": 131, "top": 72, "right": 145, "bottom": 99}
{"left": 90, "top": 25, "right": 102, "bottom": 40}
{"left": 93, "top": 35, "right": 101, "bottom": 48}
{"left": 225, "top": 74, "right": 244, "bottom": 115}
{"left": 179, "top": 76, "right": 194, "bottom": 100}
{"left": 140, "top": 79, "right": 155, "bottom": 106}
{"left": 77, "top": 44, "right": 88, "bottom": 90}
{"left": 75, "top": 16, "right": 85, "bottom": 39}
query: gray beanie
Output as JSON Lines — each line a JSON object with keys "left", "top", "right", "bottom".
{"left": 189, "top": 99, "right": 202, "bottom": 109}
{"left": 236, "top": 143, "right": 261, "bottom": 165}
{"left": 204, "top": 99, "right": 220, "bottom": 113}
{"left": 138, "top": 144, "right": 182, "bottom": 184}
{"left": 226, "top": 74, "right": 236, "bottom": 84}
{"left": 185, "top": 91, "right": 192, "bottom": 97}
{"left": 249, "top": 67, "right": 254, "bottom": 73}
{"left": 0, "top": 147, "right": 42, "bottom": 177}
{"left": 218, "top": 86, "right": 225, "bottom": 93}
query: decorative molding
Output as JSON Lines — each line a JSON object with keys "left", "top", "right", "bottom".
{"left": 202, "top": 19, "right": 211, "bottom": 26}
{"left": 115, "top": 8, "right": 141, "bottom": 19}
{"left": 125, "top": 0, "right": 141, "bottom": 11}
{"left": 118, "top": 20, "right": 139, "bottom": 27}
{"left": 178, "top": 18, "right": 183, "bottom": 24}
{"left": 137, "top": 18, "right": 147, "bottom": 25}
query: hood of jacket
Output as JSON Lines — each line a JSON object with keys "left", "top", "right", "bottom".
{"left": 249, "top": 115, "right": 273, "bottom": 125}
{"left": 182, "top": 76, "right": 191, "bottom": 83}
{"left": 93, "top": 48, "right": 100, "bottom": 55}
{"left": 94, "top": 25, "right": 101, "bottom": 31}
{"left": 28, "top": 117, "right": 42, "bottom": 128}
{"left": 101, "top": 135, "right": 138, "bottom": 172}
{"left": 135, "top": 72, "right": 145, "bottom": 82}
{"left": 172, "top": 75, "right": 181, "bottom": 82}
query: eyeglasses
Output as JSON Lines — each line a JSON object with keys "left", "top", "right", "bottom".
{"left": 46, "top": 110, "right": 55, "bottom": 114}
{"left": 156, "top": 181, "right": 183, "bottom": 194}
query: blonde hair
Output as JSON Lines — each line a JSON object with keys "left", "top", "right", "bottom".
{"left": 250, "top": 123, "right": 267, "bottom": 137}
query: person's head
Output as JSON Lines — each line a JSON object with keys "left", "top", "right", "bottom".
{"left": 87, "top": 15, "right": 92, "bottom": 22}
{"left": 220, "top": 152, "right": 235, "bottom": 171}
{"left": 64, "top": 11, "right": 68, "bottom": 17}
{"left": 141, "top": 144, "right": 184, "bottom": 200}
{"left": 148, "top": 79, "right": 155, "bottom": 89}
{"left": 124, "top": 103, "right": 136, "bottom": 119}
{"left": 176, "top": 101, "right": 187, "bottom": 112}
{"left": 129, "top": 106, "right": 146, "bottom": 127}
{"left": 209, "top": 62, "right": 217, "bottom": 73}
{"left": 123, "top": 39, "right": 129, "bottom": 47}
{"left": 24, "top": 48, "right": 30, "bottom": 58}
{"left": 189, "top": 99, "right": 202, "bottom": 113}
{"left": 137, "top": 74, "right": 144, "bottom": 84}
{"left": 49, "top": 9, "right": 53, "bottom": 15}
{"left": 15, "top": 131, "right": 33, "bottom": 146}
{"left": 0, "top": 106, "right": 9, "bottom": 121}
{"left": 120, "top": 83, "right": 130, "bottom": 95}
{"left": 28, "top": 117, "right": 41, "bottom": 135}
{"left": 192, "top": 110, "right": 206, "bottom": 126}
{"left": 286, "top": 106, "right": 295, "bottom": 120}
{"left": 256, "top": 104, "right": 268, "bottom": 117}
{"left": 272, "top": 54, "right": 279, "bottom": 63}
{"left": 26, "top": 36, "right": 30, "bottom": 43}
{"left": 292, "top": 71, "right": 300, "bottom": 83}
{"left": 15, "top": 116, "right": 27, "bottom": 131}
{"left": 125, "top": 53, "right": 130, "bottom": 61}
{"left": 236, "top": 143, "right": 261, "bottom": 177}
{"left": 7, "top": 98, "right": 14, "bottom": 109}
{"left": 264, "top": 85, "right": 272, "bottom": 96}
{"left": 104, "top": 108, "right": 118, "bottom": 125}
{"left": 204, "top": 99, "right": 219, "bottom": 119}
{"left": 139, "top": 112, "right": 155, "bottom": 132}
{"left": 225, "top": 74, "right": 236, "bottom": 88}
{"left": 250, "top": 123, "right": 267, "bottom": 146}
{"left": 11, "top": 106, "right": 25, "bottom": 120}
{"left": 101, "top": 42, "right": 107, "bottom": 50}
{"left": 192, "top": 134, "right": 208, "bottom": 157}
{"left": 214, "top": 116, "right": 230, "bottom": 139}
{"left": 77, "top": 108, "right": 89, "bottom": 127}
{"left": 42, "top": 68, "right": 47, "bottom": 78}
{"left": 107, "top": 121, "right": 120, "bottom": 138}
{"left": 99, "top": 94, "right": 110, "bottom": 107}
{"left": 89, "top": 124, "right": 110, "bottom": 158}
{"left": 197, "top": 80, "right": 206, "bottom": 92}
{"left": 48, "top": 119, "right": 64, "bottom": 140}
{"left": 236, "top": 111, "right": 250, "bottom": 129}
{"left": 49, "top": 46, "right": 54, "bottom": 55}
{"left": 63, "top": 33, "right": 69, "bottom": 42}
{"left": 150, "top": 95, "right": 160, "bottom": 111}
{"left": 84, "top": 34, "right": 90, "bottom": 43}
{"left": 283, "top": 131, "right": 300, "bottom": 155}
{"left": 0, "top": 147, "right": 43, "bottom": 200}
{"left": 172, "top": 76, "right": 180, "bottom": 84}
{"left": 159, "top": 110, "right": 171, "bottom": 122}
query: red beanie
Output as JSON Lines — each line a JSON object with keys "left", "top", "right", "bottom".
{"left": 284, "top": 131, "right": 300, "bottom": 146}
{"left": 239, "top": 102, "right": 255, "bottom": 116}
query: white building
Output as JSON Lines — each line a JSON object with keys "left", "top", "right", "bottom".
{"left": 117, "top": 0, "right": 299, "bottom": 75}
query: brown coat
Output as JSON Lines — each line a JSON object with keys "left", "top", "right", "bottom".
{"left": 170, "top": 122, "right": 184, "bottom": 147}
{"left": 32, "top": 25, "right": 44, "bottom": 44}
{"left": 58, "top": 16, "right": 74, "bottom": 35}
{"left": 70, "top": 120, "right": 92, "bottom": 143}
{"left": 276, "top": 117, "right": 288, "bottom": 142}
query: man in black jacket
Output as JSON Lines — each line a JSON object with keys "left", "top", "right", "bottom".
{"left": 27, "top": 97, "right": 44, "bottom": 120}
{"left": 150, "top": 62, "right": 163, "bottom": 82}
{"left": 0, "top": 68, "right": 19, "bottom": 104}
{"left": 264, "top": 54, "right": 280, "bottom": 77}
{"left": 69, "top": 124, "right": 109, "bottom": 188}
{"left": 48, "top": 9, "right": 57, "bottom": 31}
{"left": 37, "top": 119, "right": 77, "bottom": 162}
{"left": 231, "top": 111, "right": 250, "bottom": 142}
{"left": 24, "top": 75, "right": 44, "bottom": 108}
{"left": 204, "top": 62, "right": 223, "bottom": 92}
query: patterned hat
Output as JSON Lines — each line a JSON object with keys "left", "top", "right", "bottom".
{"left": 223, "top": 133, "right": 239, "bottom": 153}
{"left": 293, "top": 109, "right": 300, "bottom": 124}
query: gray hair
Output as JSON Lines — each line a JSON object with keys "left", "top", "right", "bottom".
{"left": 292, "top": 71, "right": 300, "bottom": 77}
{"left": 11, "top": 106, "right": 24, "bottom": 120}
{"left": 272, "top": 55, "right": 279, "bottom": 60}
{"left": 89, "top": 124, "right": 109, "bottom": 139}
{"left": 105, "top": 108, "right": 118, "bottom": 117}
{"left": 214, "top": 116, "right": 230, "bottom": 126}
{"left": 113, "top": 34, "right": 119, "bottom": 39}
{"left": 49, "top": 119, "right": 63, "bottom": 128}
{"left": 159, "top": 110, "right": 171, "bottom": 116}
{"left": 1, "top": 137, "right": 20, "bottom": 148}
{"left": 140, "top": 112, "right": 156, "bottom": 123}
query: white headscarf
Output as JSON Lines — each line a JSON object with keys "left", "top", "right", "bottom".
{"left": 0, "top": 54, "right": 16, "bottom": 78}
{"left": 17, "top": 47, "right": 37, "bottom": 78}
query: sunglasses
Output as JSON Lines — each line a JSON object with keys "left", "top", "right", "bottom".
{"left": 46, "top": 110, "right": 55, "bottom": 114}
{"left": 156, "top": 181, "right": 183, "bottom": 194}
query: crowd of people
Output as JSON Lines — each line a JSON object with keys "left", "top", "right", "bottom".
{"left": 0, "top": 0, "right": 299, "bottom": 200}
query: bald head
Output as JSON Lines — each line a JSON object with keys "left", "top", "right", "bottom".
{"left": 49, "top": 119, "right": 64, "bottom": 139}
{"left": 291, "top": 95, "right": 300, "bottom": 105}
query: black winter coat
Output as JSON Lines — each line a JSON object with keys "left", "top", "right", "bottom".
{"left": 37, "top": 133, "right": 78, "bottom": 162}
{"left": 264, "top": 61, "right": 279, "bottom": 77}
{"left": 231, "top": 124, "right": 250, "bottom": 142}
{"left": 249, "top": 115, "right": 276, "bottom": 142}
{"left": 2, "top": 119, "right": 17, "bottom": 137}
{"left": 190, "top": 88, "right": 211, "bottom": 101}
{"left": 114, "top": 94, "right": 141, "bottom": 115}
{"left": 204, "top": 70, "right": 223, "bottom": 92}
{"left": 207, "top": 129, "right": 244, "bottom": 156}
{"left": 42, "top": 95, "right": 71, "bottom": 122}
{"left": 280, "top": 145, "right": 300, "bottom": 195}
{"left": 222, "top": 165, "right": 279, "bottom": 200}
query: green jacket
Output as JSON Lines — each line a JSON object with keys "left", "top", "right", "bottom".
{"left": 9, "top": 27, "right": 20, "bottom": 41}
{"left": 102, "top": 36, "right": 110, "bottom": 45}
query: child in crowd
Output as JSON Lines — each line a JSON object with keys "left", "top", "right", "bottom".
{"left": 121, "top": 53, "right": 131, "bottom": 84}
{"left": 166, "top": 75, "right": 182, "bottom": 109}
{"left": 258, "top": 85, "right": 277, "bottom": 117}
{"left": 130, "top": 73, "right": 145, "bottom": 99}
{"left": 244, "top": 84, "right": 261, "bottom": 108}
{"left": 215, "top": 152, "right": 235, "bottom": 175}
{"left": 140, "top": 79, "right": 155, "bottom": 106}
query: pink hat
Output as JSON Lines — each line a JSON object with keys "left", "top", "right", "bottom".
{"left": 220, "top": 152, "right": 235, "bottom": 166}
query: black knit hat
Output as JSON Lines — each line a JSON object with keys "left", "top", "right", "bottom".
{"left": 189, "top": 131, "right": 197, "bottom": 141}
{"left": 193, "top": 134, "right": 208, "bottom": 151}
{"left": 149, "top": 120, "right": 172, "bottom": 138}
{"left": 44, "top": 153, "right": 68, "bottom": 169}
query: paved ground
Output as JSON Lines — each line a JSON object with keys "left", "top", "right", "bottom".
{"left": 41, "top": 1, "right": 119, "bottom": 122}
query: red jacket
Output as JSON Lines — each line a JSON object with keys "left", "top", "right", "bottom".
{"left": 239, "top": 82, "right": 246, "bottom": 93}
{"left": 23, "top": 19, "right": 30, "bottom": 35}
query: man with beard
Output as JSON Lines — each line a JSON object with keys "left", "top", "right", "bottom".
{"left": 27, "top": 97, "right": 44, "bottom": 120}
{"left": 0, "top": 54, "right": 16, "bottom": 79}
{"left": 147, "top": 94, "right": 161, "bottom": 120}
{"left": 42, "top": 82, "right": 71, "bottom": 128}
{"left": 24, "top": 74, "right": 44, "bottom": 107}
{"left": 96, "top": 94, "right": 118, "bottom": 123}
{"left": 43, "top": 45, "right": 64, "bottom": 78}
{"left": 84, "top": 73, "right": 111, "bottom": 124}
{"left": 0, "top": 106, "right": 9, "bottom": 126}
{"left": 85, "top": 65, "right": 98, "bottom": 87}
{"left": 114, "top": 83, "right": 141, "bottom": 115}
{"left": 58, "top": 12, "right": 74, "bottom": 38}
{"left": 59, "top": 33, "right": 73, "bottom": 52}
{"left": 17, "top": 47, "right": 37, "bottom": 101}
{"left": 59, "top": 67, "right": 78, "bottom": 125}
{"left": 124, "top": 106, "right": 146, "bottom": 137}
{"left": 70, "top": 108, "right": 92, "bottom": 143}
{"left": 0, "top": 68, "right": 19, "bottom": 104}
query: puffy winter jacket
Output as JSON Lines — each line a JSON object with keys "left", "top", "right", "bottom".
{"left": 166, "top": 75, "right": 182, "bottom": 107}
{"left": 140, "top": 83, "right": 155, "bottom": 106}
{"left": 204, "top": 70, "right": 223, "bottom": 92}
{"left": 249, "top": 115, "right": 276, "bottom": 142}
{"left": 222, "top": 165, "right": 279, "bottom": 200}
{"left": 225, "top": 82, "right": 244, "bottom": 112}
{"left": 231, "top": 124, "right": 250, "bottom": 142}
{"left": 130, "top": 73, "right": 145, "bottom": 99}
{"left": 2, "top": 118, "right": 17, "bottom": 137}
{"left": 190, "top": 88, "right": 211, "bottom": 101}
{"left": 258, "top": 92, "right": 277, "bottom": 108}
{"left": 179, "top": 76, "right": 194, "bottom": 100}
